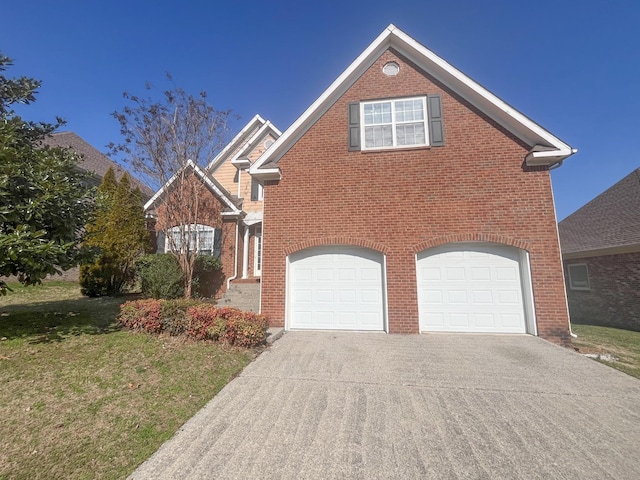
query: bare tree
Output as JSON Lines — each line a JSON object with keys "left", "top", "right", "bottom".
{"left": 110, "top": 77, "right": 232, "bottom": 298}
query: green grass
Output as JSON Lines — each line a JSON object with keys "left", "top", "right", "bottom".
{"left": 0, "top": 281, "right": 253, "bottom": 479}
{"left": 572, "top": 324, "right": 640, "bottom": 379}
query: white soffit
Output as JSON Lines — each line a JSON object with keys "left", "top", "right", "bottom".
{"left": 251, "top": 24, "right": 575, "bottom": 174}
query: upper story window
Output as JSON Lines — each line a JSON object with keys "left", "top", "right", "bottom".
{"left": 348, "top": 94, "right": 444, "bottom": 152}
{"left": 567, "top": 264, "right": 590, "bottom": 291}
{"left": 164, "top": 224, "right": 222, "bottom": 257}
{"left": 362, "top": 97, "right": 427, "bottom": 149}
{"left": 251, "top": 177, "right": 264, "bottom": 201}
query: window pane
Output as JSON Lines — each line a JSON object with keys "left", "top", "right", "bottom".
{"left": 365, "top": 125, "right": 393, "bottom": 148}
{"left": 363, "top": 102, "right": 392, "bottom": 125}
{"left": 396, "top": 123, "right": 426, "bottom": 146}
{"left": 199, "top": 229, "right": 214, "bottom": 255}
{"left": 569, "top": 265, "right": 589, "bottom": 289}
{"left": 395, "top": 99, "right": 424, "bottom": 122}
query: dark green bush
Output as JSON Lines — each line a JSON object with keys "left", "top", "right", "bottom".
{"left": 135, "top": 254, "right": 184, "bottom": 299}
{"left": 79, "top": 255, "right": 122, "bottom": 297}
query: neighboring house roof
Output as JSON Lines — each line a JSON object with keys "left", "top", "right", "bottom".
{"left": 558, "top": 168, "right": 640, "bottom": 258}
{"left": 251, "top": 24, "right": 576, "bottom": 180}
{"left": 144, "top": 160, "right": 243, "bottom": 218}
{"left": 42, "top": 131, "right": 153, "bottom": 198}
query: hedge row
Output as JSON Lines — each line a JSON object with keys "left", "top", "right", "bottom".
{"left": 117, "top": 299, "right": 268, "bottom": 347}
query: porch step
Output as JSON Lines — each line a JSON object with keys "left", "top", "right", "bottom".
{"left": 218, "top": 283, "right": 261, "bottom": 312}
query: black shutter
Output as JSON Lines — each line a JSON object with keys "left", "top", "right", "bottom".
{"left": 427, "top": 94, "right": 444, "bottom": 147}
{"left": 213, "top": 228, "right": 222, "bottom": 258}
{"left": 156, "top": 230, "right": 166, "bottom": 253}
{"left": 250, "top": 178, "right": 259, "bottom": 201}
{"left": 348, "top": 102, "right": 361, "bottom": 151}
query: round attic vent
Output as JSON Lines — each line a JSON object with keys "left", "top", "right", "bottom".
{"left": 264, "top": 139, "right": 275, "bottom": 149}
{"left": 382, "top": 62, "right": 400, "bottom": 76}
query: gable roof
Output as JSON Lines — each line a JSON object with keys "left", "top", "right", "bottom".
{"left": 43, "top": 131, "right": 153, "bottom": 198}
{"left": 205, "top": 114, "right": 266, "bottom": 173}
{"left": 250, "top": 24, "right": 576, "bottom": 179}
{"left": 558, "top": 168, "right": 640, "bottom": 258}
{"left": 144, "top": 160, "right": 243, "bottom": 217}
{"left": 230, "top": 120, "right": 282, "bottom": 168}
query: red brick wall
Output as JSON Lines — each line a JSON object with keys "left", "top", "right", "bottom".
{"left": 261, "top": 48, "right": 571, "bottom": 345}
{"left": 565, "top": 252, "right": 640, "bottom": 332}
{"left": 154, "top": 175, "right": 237, "bottom": 298}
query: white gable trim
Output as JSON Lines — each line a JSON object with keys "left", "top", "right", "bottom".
{"left": 144, "top": 160, "right": 242, "bottom": 215}
{"left": 206, "top": 114, "right": 266, "bottom": 173}
{"left": 231, "top": 121, "right": 282, "bottom": 166}
{"left": 251, "top": 24, "right": 576, "bottom": 175}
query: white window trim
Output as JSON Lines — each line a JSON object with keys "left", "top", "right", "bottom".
{"left": 567, "top": 263, "right": 590, "bottom": 291}
{"left": 165, "top": 224, "right": 219, "bottom": 256}
{"left": 257, "top": 182, "right": 264, "bottom": 201}
{"left": 360, "top": 96, "right": 429, "bottom": 150}
{"left": 254, "top": 225, "right": 262, "bottom": 276}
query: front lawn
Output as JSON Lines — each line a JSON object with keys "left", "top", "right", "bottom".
{"left": 0, "top": 281, "right": 253, "bottom": 480}
{"left": 572, "top": 324, "right": 640, "bottom": 379}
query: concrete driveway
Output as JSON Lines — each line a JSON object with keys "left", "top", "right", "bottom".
{"left": 130, "top": 332, "right": 640, "bottom": 479}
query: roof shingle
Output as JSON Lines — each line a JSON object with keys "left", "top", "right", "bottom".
{"left": 558, "top": 168, "right": 640, "bottom": 254}
{"left": 42, "top": 131, "right": 153, "bottom": 198}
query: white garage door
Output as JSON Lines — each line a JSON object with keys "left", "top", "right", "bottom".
{"left": 288, "top": 246, "right": 385, "bottom": 331}
{"left": 417, "top": 243, "right": 527, "bottom": 333}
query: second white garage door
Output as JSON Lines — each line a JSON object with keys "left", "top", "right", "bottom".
{"left": 417, "top": 243, "right": 527, "bottom": 334}
{"left": 288, "top": 246, "right": 385, "bottom": 331}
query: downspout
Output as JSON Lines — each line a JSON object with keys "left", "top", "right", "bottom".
{"left": 226, "top": 220, "right": 240, "bottom": 290}
{"left": 242, "top": 226, "right": 250, "bottom": 278}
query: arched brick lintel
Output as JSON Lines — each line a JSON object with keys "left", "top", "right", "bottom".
{"left": 284, "top": 237, "right": 390, "bottom": 257}
{"left": 411, "top": 234, "right": 531, "bottom": 254}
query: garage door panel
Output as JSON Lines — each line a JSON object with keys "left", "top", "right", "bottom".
{"left": 417, "top": 243, "right": 526, "bottom": 334}
{"left": 289, "top": 246, "right": 385, "bottom": 331}
{"left": 316, "top": 290, "right": 334, "bottom": 303}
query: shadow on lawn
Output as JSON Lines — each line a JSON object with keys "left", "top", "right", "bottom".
{"left": 0, "top": 296, "right": 127, "bottom": 343}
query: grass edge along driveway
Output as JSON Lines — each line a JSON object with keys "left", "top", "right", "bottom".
{"left": 0, "top": 281, "right": 254, "bottom": 480}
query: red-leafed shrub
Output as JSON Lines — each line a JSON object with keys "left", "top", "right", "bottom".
{"left": 118, "top": 299, "right": 163, "bottom": 333}
{"left": 117, "top": 299, "right": 268, "bottom": 347}
{"left": 185, "top": 305, "right": 268, "bottom": 347}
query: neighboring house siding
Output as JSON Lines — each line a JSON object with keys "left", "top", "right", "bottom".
{"left": 261, "top": 49, "right": 570, "bottom": 344}
{"left": 565, "top": 252, "right": 640, "bottom": 332}
{"left": 154, "top": 176, "right": 236, "bottom": 297}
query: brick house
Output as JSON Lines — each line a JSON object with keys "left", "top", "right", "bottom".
{"left": 145, "top": 115, "right": 280, "bottom": 297}
{"left": 558, "top": 168, "right": 640, "bottom": 332}
{"left": 249, "top": 25, "right": 576, "bottom": 345}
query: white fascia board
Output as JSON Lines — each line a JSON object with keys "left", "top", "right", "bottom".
{"left": 250, "top": 168, "right": 281, "bottom": 182}
{"left": 389, "top": 29, "right": 574, "bottom": 152}
{"left": 231, "top": 121, "right": 282, "bottom": 164}
{"left": 144, "top": 165, "right": 186, "bottom": 211}
{"left": 205, "top": 114, "right": 266, "bottom": 173}
{"left": 525, "top": 148, "right": 578, "bottom": 166}
{"left": 191, "top": 162, "right": 242, "bottom": 214}
{"left": 251, "top": 24, "right": 575, "bottom": 174}
{"left": 250, "top": 27, "right": 392, "bottom": 174}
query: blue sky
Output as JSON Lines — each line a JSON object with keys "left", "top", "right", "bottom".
{"left": 3, "top": 0, "right": 639, "bottom": 220}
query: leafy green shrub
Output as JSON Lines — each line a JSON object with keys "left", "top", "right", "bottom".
{"left": 117, "top": 300, "right": 268, "bottom": 347}
{"left": 135, "top": 254, "right": 184, "bottom": 299}
{"left": 194, "top": 254, "right": 222, "bottom": 272}
{"left": 117, "top": 299, "right": 162, "bottom": 333}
